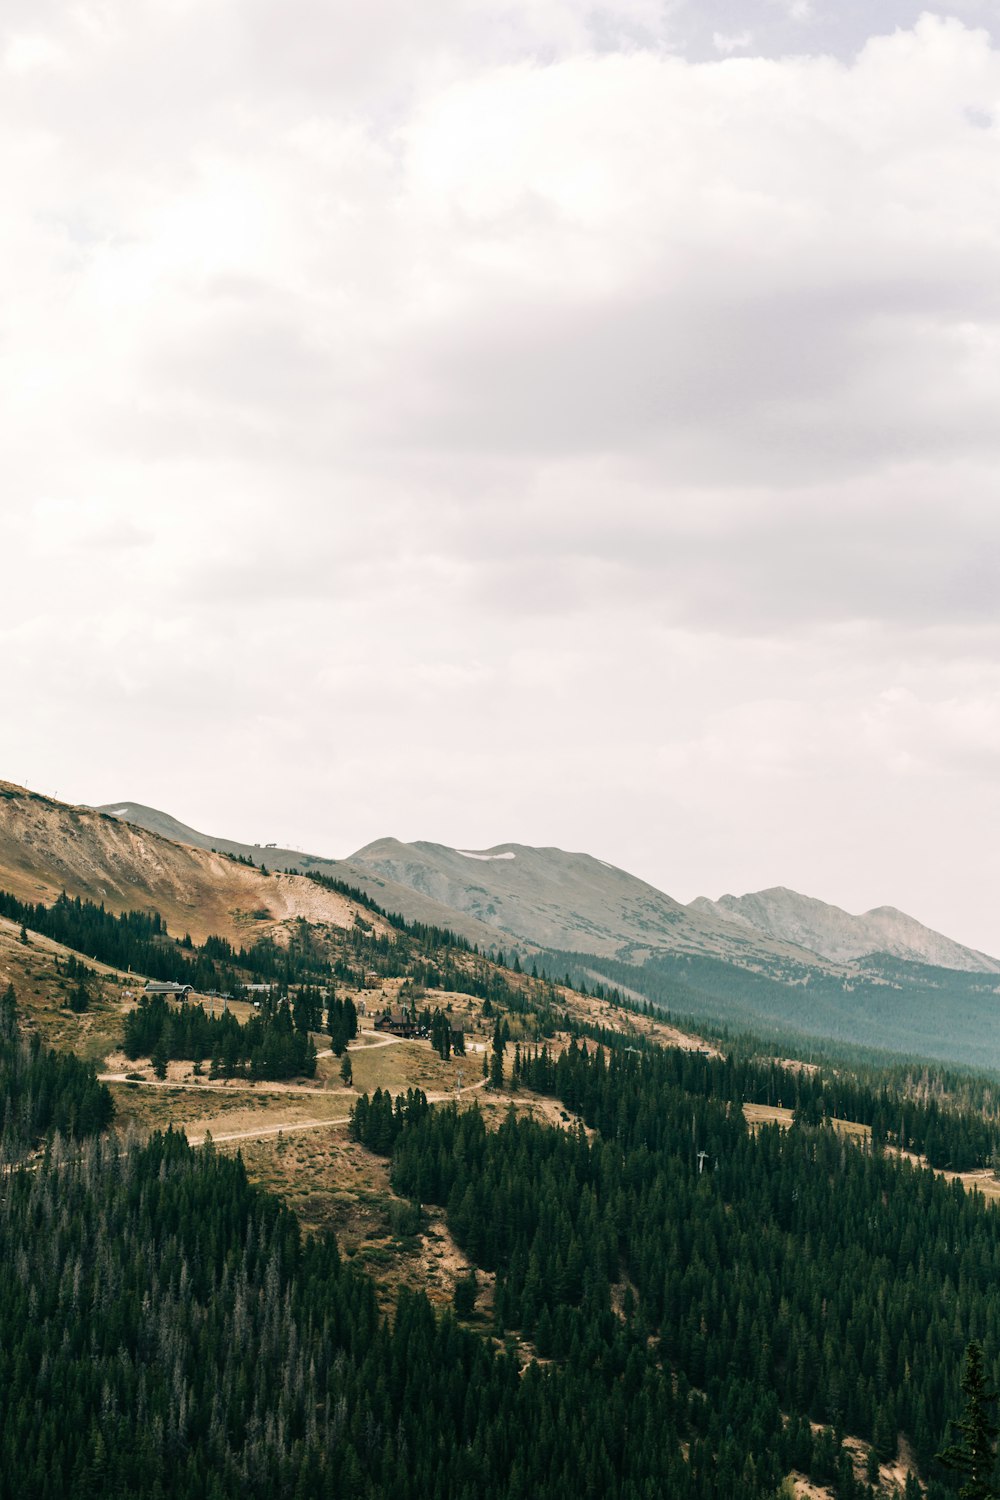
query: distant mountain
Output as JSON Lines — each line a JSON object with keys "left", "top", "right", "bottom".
{"left": 97, "top": 804, "right": 1000, "bottom": 979}
{"left": 93, "top": 799, "right": 1000, "bottom": 1066}
{"left": 93, "top": 802, "right": 512, "bottom": 951}
{"left": 94, "top": 801, "right": 222, "bottom": 854}
{"left": 689, "top": 887, "right": 1000, "bottom": 975}
{"left": 347, "top": 837, "right": 821, "bottom": 972}
{"left": 342, "top": 841, "right": 1000, "bottom": 1069}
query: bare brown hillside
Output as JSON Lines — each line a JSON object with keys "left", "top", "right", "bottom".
{"left": 0, "top": 782, "right": 377, "bottom": 946}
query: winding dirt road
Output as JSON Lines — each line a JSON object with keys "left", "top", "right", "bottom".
{"left": 103, "top": 1067, "right": 490, "bottom": 1150}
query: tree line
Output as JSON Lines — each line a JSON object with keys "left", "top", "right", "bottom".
{"left": 354, "top": 1033, "right": 1000, "bottom": 1494}
{"left": 123, "top": 995, "right": 317, "bottom": 1080}
{"left": 0, "top": 984, "right": 114, "bottom": 1160}
{"left": 513, "top": 1036, "right": 1000, "bottom": 1172}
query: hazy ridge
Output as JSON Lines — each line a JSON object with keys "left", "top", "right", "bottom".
{"left": 95, "top": 801, "right": 1000, "bottom": 979}
{"left": 689, "top": 887, "right": 1000, "bottom": 974}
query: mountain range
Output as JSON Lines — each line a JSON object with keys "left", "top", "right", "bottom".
{"left": 0, "top": 783, "right": 990, "bottom": 1065}
{"left": 95, "top": 801, "right": 1000, "bottom": 977}
{"left": 690, "top": 887, "right": 1000, "bottom": 974}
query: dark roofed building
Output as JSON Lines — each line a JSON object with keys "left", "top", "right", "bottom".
{"left": 375, "top": 1007, "right": 417, "bottom": 1038}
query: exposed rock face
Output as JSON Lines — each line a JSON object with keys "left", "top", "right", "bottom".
{"left": 690, "top": 887, "right": 1000, "bottom": 974}
{"left": 1, "top": 783, "right": 367, "bottom": 947}
{"left": 94, "top": 802, "right": 507, "bottom": 950}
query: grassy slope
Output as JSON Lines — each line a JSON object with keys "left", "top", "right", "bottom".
{"left": 1, "top": 900, "right": 712, "bottom": 1316}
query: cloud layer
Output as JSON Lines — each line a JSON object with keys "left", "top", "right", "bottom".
{"left": 3, "top": 5, "right": 1000, "bottom": 952}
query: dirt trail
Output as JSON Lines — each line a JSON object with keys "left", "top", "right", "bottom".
{"left": 180, "top": 1075, "right": 488, "bottom": 1148}
{"left": 100, "top": 1072, "right": 342, "bottom": 1097}
{"left": 188, "top": 1117, "right": 351, "bottom": 1146}
{"left": 100, "top": 1026, "right": 407, "bottom": 1094}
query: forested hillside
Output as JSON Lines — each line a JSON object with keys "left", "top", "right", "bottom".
{"left": 354, "top": 1034, "right": 1000, "bottom": 1497}
{"left": 11, "top": 992, "right": 993, "bottom": 1497}
{"left": 0, "top": 983, "right": 114, "bottom": 1159}
{"left": 2, "top": 881, "right": 570, "bottom": 1025}
{"left": 8, "top": 839, "right": 1000, "bottom": 1496}
{"left": 0, "top": 1005, "right": 755, "bottom": 1500}
{"left": 550, "top": 946, "right": 1000, "bottom": 1071}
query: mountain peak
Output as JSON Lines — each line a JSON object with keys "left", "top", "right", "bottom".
{"left": 696, "top": 887, "right": 1000, "bottom": 974}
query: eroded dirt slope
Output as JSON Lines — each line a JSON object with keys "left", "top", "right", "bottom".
{"left": 0, "top": 781, "right": 375, "bottom": 945}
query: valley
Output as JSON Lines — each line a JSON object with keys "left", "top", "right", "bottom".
{"left": 3, "top": 782, "right": 1000, "bottom": 1499}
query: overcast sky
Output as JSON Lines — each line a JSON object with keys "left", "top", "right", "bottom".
{"left": 3, "top": 2, "right": 1000, "bottom": 954}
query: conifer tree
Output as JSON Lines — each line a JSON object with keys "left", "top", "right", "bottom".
{"left": 0, "top": 982, "right": 15, "bottom": 1042}
{"left": 937, "top": 1341, "right": 1000, "bottom": 1499}
{"left": 68, "top": 980, "right": 90, "bottom": 1013}
{"left": 151, "top": 1025, "right": 170, "bottom": 1080}
{"left": 454, "top": 1269, "right": 478, "bottom": 1318}
{"left": 489, "top": 1019, "right": 504, "bottom": 1090}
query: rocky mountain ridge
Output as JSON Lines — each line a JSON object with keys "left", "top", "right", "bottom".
{"left": 93, "top": 802, "right": 512, "bottom": 951}
{"left": 347, "top": 837, "right": 822, "bottom": 973}
{"left": 689, "top": 887, "right": 1000, "bottom": 975}
{"left": 0, "top": 782, "right": 372, "bottom": 948}
{"left": 94, "top": 800, "right": 1000, "bottom": 978}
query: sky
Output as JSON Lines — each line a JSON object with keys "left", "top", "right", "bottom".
{"left": 3, "top": 1, "right": 1000, "bottom": 954}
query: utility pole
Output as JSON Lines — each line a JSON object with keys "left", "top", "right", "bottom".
{"left": 697, "top": 1150, "right": 709, "bottom": 1175}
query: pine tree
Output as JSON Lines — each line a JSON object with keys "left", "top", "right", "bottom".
{"left": 937, "top": 1342, "right": 1000, "bottom": 1500}
{"left": 0, "top": 983, "right": 15, "bottom": 1042}
{"left": 68, "top": 981, "right": 90, "bottom": 1014}
{"left": 489, "top": 1019, "right": 504, "bottom": 1090}
{"left": 151, "top": 1029, "right": 170, "bottom": 1080}
{"left": 454, "top": 1269, "right": 478, "bottom": 1318}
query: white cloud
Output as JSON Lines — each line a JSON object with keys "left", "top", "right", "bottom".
{"left": 3, "top": 33, "right": 69, "bottom": 73}
{"left": 713, "top": 30, "right": 753, "bottom": 53}
{"left": 2, "top": 7, "right": 1000, "bottom": 953}
{"left": 779, "top": 0, "right": 813, "bottom": 21}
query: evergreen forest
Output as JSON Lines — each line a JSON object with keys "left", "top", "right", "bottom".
{"left": 8, "top": 894, "right": 1000, "bottom": 1497}
{"left": 2, "top": 884, "right": 569, "bottom": 1025}
{"left": 122, "top": 994, "right": 318, "bottom": 1080}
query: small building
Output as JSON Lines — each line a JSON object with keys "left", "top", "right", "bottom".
{"left": 375, "top": 1007, "right": 417, "bottom": 1038}
{"left": 143, "top": 982, "right": 193, "bottom": 1000}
